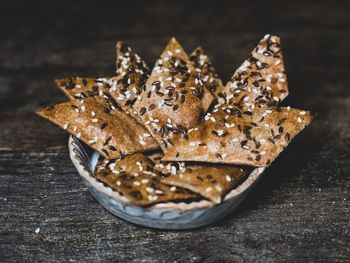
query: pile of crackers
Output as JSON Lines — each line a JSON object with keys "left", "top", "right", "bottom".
{"left": 37, "top": 35, "right": 313, "bottom": 206}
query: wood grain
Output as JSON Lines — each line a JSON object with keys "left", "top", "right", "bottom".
{"left": 0, "top": 1, "right": 349, "bottom": 262}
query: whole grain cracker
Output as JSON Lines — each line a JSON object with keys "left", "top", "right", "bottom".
{"left": 145, "top": 151, "right": 247, "bottom": 203}
{"left": 36, "top": 97, "right": 159, "bottom": 159}
{"left": 94, "top": 154, "right": 199, "bottom": 206}
{"left": 162, "top": 105, "right": 313, "bottom": 167}
{"left": 190, "top": 47, "right": 224, "bottom": 103}
{"left": 156, "top": 161, "right": 247, "bottom": 204}
{"left": 132, "top": 38, "right": 214, "bottom": 151}
{"left": 221, "top": 34, "right": 288, "bottom": 109}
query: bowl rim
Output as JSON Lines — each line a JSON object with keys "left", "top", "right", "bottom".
{"left": 68, "top": 135, "right": 266, "bottom": 211}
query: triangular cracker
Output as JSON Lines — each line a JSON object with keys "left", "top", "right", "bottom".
{"left": 94, "top": 154, "right": 199, "bottom": 206}
{"left": 155, "top": 161, "right": 247, "bottom": 204}
{"left": 132, "top": 38, "right": 214, "bottom": 151}
{"left": 55, "top": 42, "right": 150, "bottom": 120}
{"left": 190, "top": 47, "right": 224, "bottom": 103}
{"left": 54, "top": 77, "right": 110, "bottom": 102}
{"left": 145, "top": 151, "right": 247, "bottom": 203}
{"left": 162, "top": 105, "right": 313, "bottom": 167}
{"left": 221, "top": 34, "right": 288, "bottom": 108}
{"left": 36, "top": 97, "right": 159, "bottom": 159}
{"left": 111, "top": 41, "right": 150, "bottom": 114}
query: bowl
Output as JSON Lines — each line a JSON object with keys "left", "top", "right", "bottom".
{"left": 68, "top": 135, "right": 265, "bottom": 229}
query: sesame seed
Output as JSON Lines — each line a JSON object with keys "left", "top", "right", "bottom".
{"left": 171, "top": 166, "right": 177, "bottom": 175}
{"left": 226, "top": 175, "right": 232, "bottom": 182}
{"left": 170, "top": 186, "right": 177, "bottom": 192}
{"left": 146, "top": 187, "right": 154, "bottom": 193}
{"left": 63, "top": 123, "right": 68, "bottom": 130}
{"left": 215, "top": 186, "right": 222, "bottom": 192}
{"left": 206, "top": 187, "right": 213, "bottom": 192}
{"left": 148, "top": 195, "right": 158, "bottom": 201}
{"left": 231, "top": 138, "right": 239, "bottom": 143}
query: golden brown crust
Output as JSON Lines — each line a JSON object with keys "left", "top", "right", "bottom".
{"left": 155, "top": 162, "right": 247, "bottom": 204}
{"left": 111, "top": 41, "right": 150, "bottom": 117}
{"left": 132, "top": 38, "right": 214, "bottom": 151}
{"left": 162, "top": 105, "right": 313, "bottom": 167}
{"left": 54, "top": 77, "right": 110, "bottom": 102}
{"left": 36, "top": 97, "right": 159, "bottom": 159}
{"left": 146, "top": 151, "right": 247, "bottom": 203}
{"left": 94, "top": 154, "right": 199, "bottom": 206}
{"left": 190, "top": 47, "right": 224, "bottom": 103}
{"left": 221, "top": 34, "right": 288, "bottom": 108}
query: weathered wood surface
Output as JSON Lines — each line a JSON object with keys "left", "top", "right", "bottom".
{"left": 0, "top": 1, "right": 349, "bottom": 262}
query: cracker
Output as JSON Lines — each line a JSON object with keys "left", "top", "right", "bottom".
{"left": 190, "top": 47, "right": 224, "bottom": 103}
{"left": 145, "top": 151, "right": 247, "bottom": 203}
{"left": 221, "top": 34, "right": 288, "bottom": 108}
{"left": 110, "top": 41, "right": 150, "bottom": 116}
{"left": 162, "top": 105, "right": 313, "bottom": 167}
{"left": 94, "top": 154, "right": 199, "bottom": 206}
{"left": 54, "top": 77, "right": 110, "bottom": 102}
{"left": 156, "top": 161, "right": 247, "bottom": 204}
{"left": 36, "top": 97, "right": 159, "bottom": 159}
{"left": 55, "top": 76, "right": 147, "bottom": 125}
{"left": 132, "top": 38, "right": 214, "bottom": 151}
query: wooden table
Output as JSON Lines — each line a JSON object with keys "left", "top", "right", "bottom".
{"left": 1, "top": 1, "right": 349, "bottom": 262}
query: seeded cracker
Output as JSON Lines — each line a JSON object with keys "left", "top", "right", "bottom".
{"left": 36, "top": 97, "right": 159, "bottom": 159}
{"left": 157, "top": 163, "right": 246, "bottom": 204}
{"left": 55, "top": 41, "right": 150, "bottom": 121}
{"left": 133, "top": 38, "right": 214, "bottom": 151}
{"left": 94, "top": 154, "right": 199, "bottom": 206}
{"left": 110, "top": 41, "right": 150, "bottom": 118}
{"left": 221, "top": 34, "right": 288, "bottom": 108}
{"left": 162, "top": 106, "right": 313, "bottom": 167}
{"left": 55, "top": 77, "right": 110, "bottom": 102}
{"left": 144, "top": 151, "right": 247, "bottom": 203}
{"left": 190, "top": 47, "right": 224, "bottom": 103}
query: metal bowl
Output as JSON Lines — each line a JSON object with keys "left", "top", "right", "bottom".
{"left": 69, "top": 136, "right": 265, "bottom": 229}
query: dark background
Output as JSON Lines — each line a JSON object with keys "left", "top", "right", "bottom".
{"left": 1, "top": 1, "right": 349, "bottom": 262}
